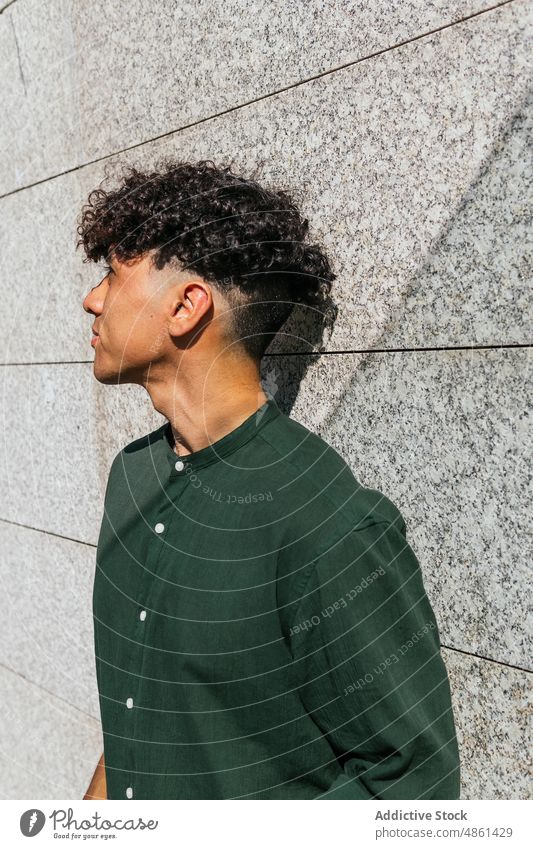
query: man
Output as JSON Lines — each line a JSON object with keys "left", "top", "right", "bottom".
{"left": 80, "top": 158, "right": 460, "bottom": 800}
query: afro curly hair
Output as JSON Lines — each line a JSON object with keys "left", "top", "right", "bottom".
{"left": 76, "top": 158, "right": 337, "bottom": 361}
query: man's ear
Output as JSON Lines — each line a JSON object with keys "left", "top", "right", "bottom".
{"left": 168, "top": 280, "right": 212, "bottom": 339}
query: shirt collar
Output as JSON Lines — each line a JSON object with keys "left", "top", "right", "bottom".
{"left": 151, "top": 397, "right": 282, "bottom": 476}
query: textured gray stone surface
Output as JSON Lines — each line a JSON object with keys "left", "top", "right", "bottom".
{"left": 443, "top": 648, "right": 532, "bottom": 800}
{"left": 0, "top": 663, "right": 102, "bottom": 799}
{"left": 265, "top": 346, "right": 532, "bottom": 671}
{"left": 383, "top": 89, "right": 533, "bottom": 350}
{"left": 0, "top": 362, "right": 164, "bottom": 542}
{"left": 0, "top": 0, "right": 85, "bottom": 195}
{"left": 1, "top": 1, "right": 530, "bottom": 365}
{"left": 0, "top": 169, "right": 89, "bottom": 366}
{"left": 0, "top": 521, "right": 99, "bottom": 718}
{"left": 0, "top": 0, "right": 501, "bottom": 195}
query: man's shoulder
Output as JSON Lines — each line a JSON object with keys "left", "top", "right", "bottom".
{"left": 267, "top": 412, "right": 411, "bottom": 634}
{"left": 260, "top": 408, "right": 404, "bottom": 533}
{"left": 104, "top": 421, "right": 168, "bottom": 485}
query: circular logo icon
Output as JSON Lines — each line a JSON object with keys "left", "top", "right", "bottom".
{"left": 20, "top": 809, "right": 46, "bottom": 837}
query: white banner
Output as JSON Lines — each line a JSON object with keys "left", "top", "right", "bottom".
{"left": 2, "top": 799, "right": 531, "bottom": 848}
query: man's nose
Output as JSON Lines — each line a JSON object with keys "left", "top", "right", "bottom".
{"left": 83, "top": 280, "right": 106, "bottom": 315}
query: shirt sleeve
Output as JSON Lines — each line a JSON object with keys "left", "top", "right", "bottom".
{"left": 288, "top": 517, "right": 461, "bottom": 799}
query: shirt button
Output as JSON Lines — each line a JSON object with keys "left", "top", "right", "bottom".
{"left": 126, "top": 787, "right": 133, "bottom": 799}
{"left": 154, "top": 522, "right": 165, "bottom": 534}
{"left": 126, "top": 697, "right": 133, "bottom": 709}
{"left": 175, "top": 459, "right": 185, "bottom": 471}
{"left": 139, "top": 610, "right": 147, "bottom": 621}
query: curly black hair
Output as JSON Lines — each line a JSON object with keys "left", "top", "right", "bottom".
{"left": 76, "top": 158, "right": 337, "bottom": 361}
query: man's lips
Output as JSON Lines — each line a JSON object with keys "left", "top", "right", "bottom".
{"left": 91, "top": 326, "right": 100, "bottom": 347}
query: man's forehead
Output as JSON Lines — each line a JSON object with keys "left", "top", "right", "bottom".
{"left": 105, "top": 248, "right": 135, "bottom": 266}
{"left": 105, "top": 250, "right": 151, "bottom": 273}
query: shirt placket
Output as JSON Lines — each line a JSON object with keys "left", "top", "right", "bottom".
{"left": 125, "top": 458, "right": 190, "bottom": 799}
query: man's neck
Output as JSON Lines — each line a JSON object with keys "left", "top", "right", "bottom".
{"left": 145, "top": 358, "right": 268, "bottom": 457}
{"left": 169, "top": 390, "right": 269, "bottom": 457}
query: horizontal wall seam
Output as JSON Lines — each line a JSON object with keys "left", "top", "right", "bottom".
{"left": 267, "top": 342, "right": 533, "bottom": 357}
{"left": 0, "top": 0, "right": 515, "bottom": 201}
{"left": 0, "top": 659, "right": 101, "bottom": 724}
{"left": 0, "top": 516, "right": 95, "bottom": 547}
{"left": 0, "top": 342, "right": 531, "bottom": 367}
{"left": 440, "top": 644, "right": 532, "bottom": 676}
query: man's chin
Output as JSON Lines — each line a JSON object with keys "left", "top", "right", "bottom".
{"left": 93, "top": 361, "right": 133, "bottom": 386}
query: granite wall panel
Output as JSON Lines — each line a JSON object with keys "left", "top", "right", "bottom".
{"left": 0, "top": 0, "right": 502, "bottom": 195}
{"left": 0, "top": 0, "right": 529, "bottom": 799}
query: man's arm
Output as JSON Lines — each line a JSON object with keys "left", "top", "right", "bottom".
{"left": 290, "top": 518, "right": 461, "bottom": 799}
{"left": 83, "top": 753, "right": 107, "bottom": 800}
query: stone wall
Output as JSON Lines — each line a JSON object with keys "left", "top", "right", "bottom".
{"left": 0, "top": 0, "right": 530, "bottom": 798}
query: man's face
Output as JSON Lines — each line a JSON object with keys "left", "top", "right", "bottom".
{"left": 82, "top": 251, "right": 174, "bottom": 385}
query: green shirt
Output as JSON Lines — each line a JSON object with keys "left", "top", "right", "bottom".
{"left": 93, "top": 397, "right": 460, "bottom": 800}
